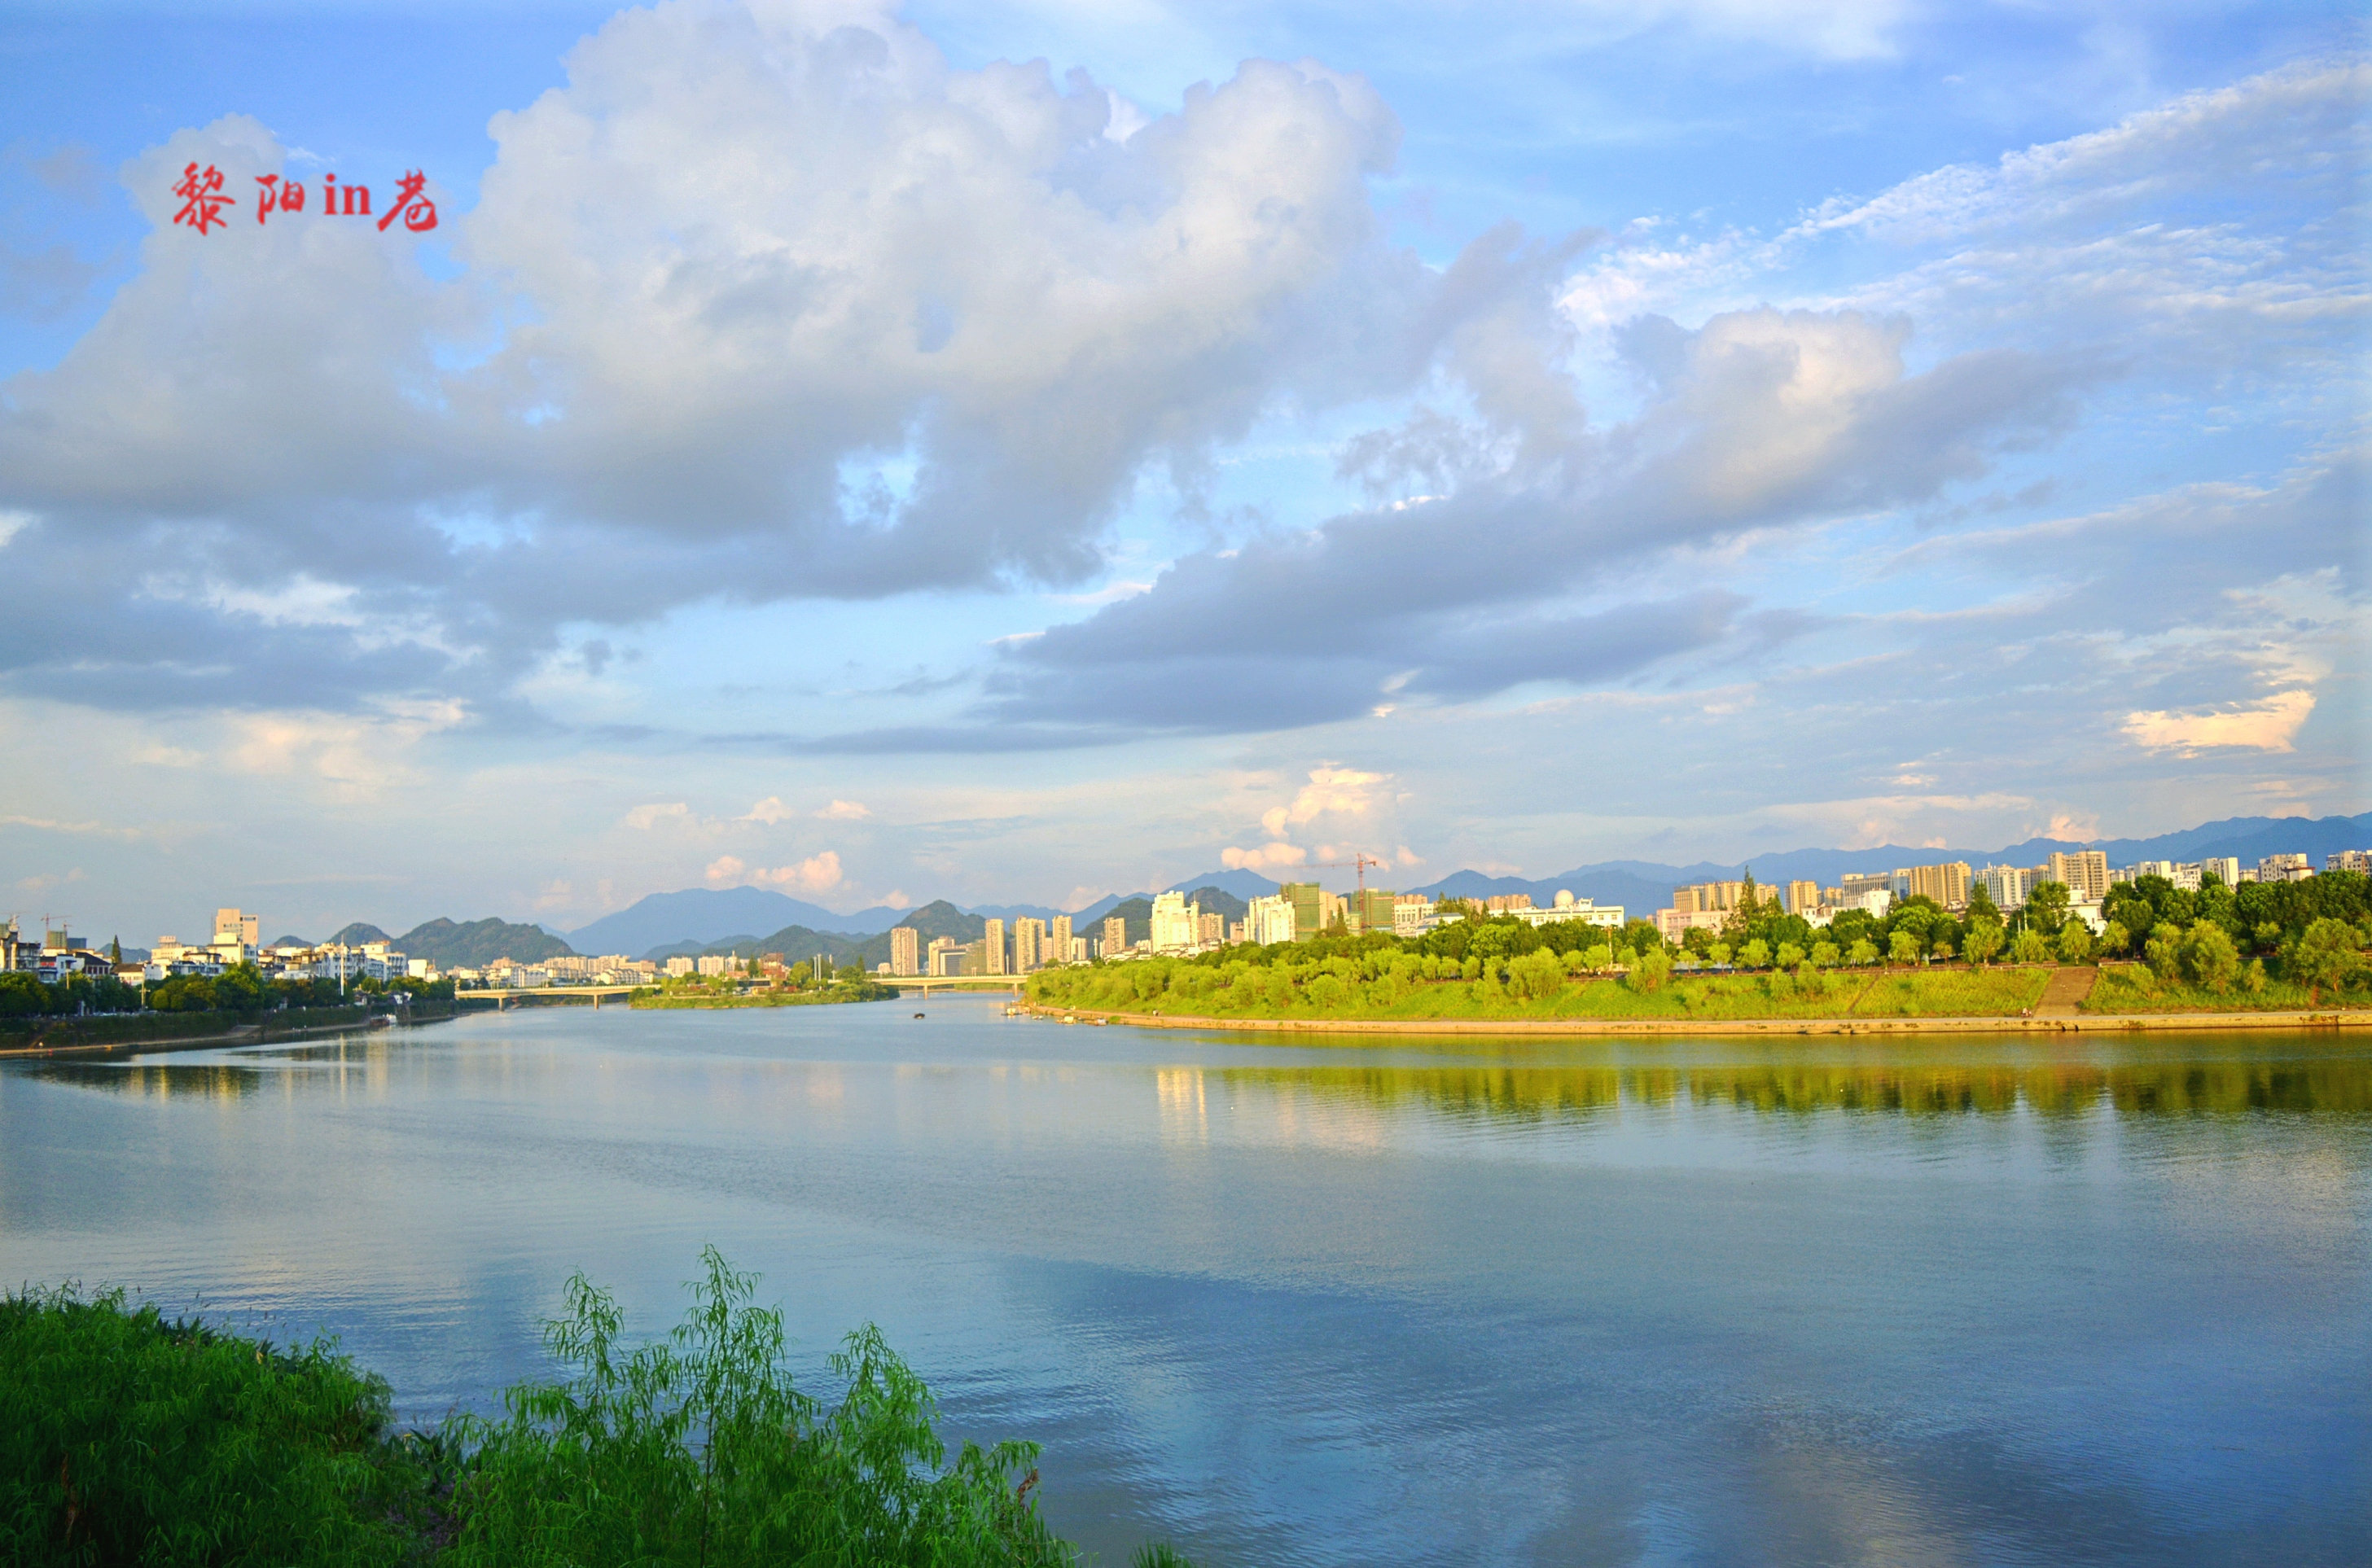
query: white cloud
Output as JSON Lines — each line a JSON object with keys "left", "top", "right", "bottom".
{"left": 625, "top": 802, "right": 691, "bottom": 830}
{"left": 1221, "top": 842, "right": 1309, "bottom": 870}
{"left": 2123, "top": 690, "right": 2316, "bottom": 756}
{"left": 814, "top": 799, "right": 871, "bottom": 820}
{"left": 1257, "top": 766, "right": 1389, "bottom": 838}
{"left": 756, "top": 852, "right": 844, "bottom": 893}
{"left": 704, "top": 854, "right": 747, "bottom": 883}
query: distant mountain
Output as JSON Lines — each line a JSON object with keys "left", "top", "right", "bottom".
{"left": 964, "top": 903, "right": 1072, "bottom": 923}
{"left": 1178, "top": 885, "right": 1250, "bottom": 922}
{"left": 268, "top": 932, "right": 309, "bottom": 948}
{"left": 568, "top": 887, "right": 901, "bottom": 957}
{"left": 396, "top": 918, "right": 574, "bottom": 969}
{"left": 327, "top": 922, "right": 392, "bottom": 946}
{"left": 1408, "top": 811, "right": 2372, "bottom": 916}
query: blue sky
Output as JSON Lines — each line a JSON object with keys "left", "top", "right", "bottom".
{"left": 1, "top": 0, "right": 2363, "bottom": 941}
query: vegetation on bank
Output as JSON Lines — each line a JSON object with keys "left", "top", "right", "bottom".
{"left": 630, "top": 970, "right": 899, "bottom": 1009}
{"left": 1, "top": 1250, "right": 1190, "bottom": 1567}
{"left": 1028, "top": 869, "right": 2371, "bottom": 1023}
{"left": 0, "top": 962, "right": 451, "bottom": 1022}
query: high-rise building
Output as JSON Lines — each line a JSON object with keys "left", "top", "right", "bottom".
{"left": 1976, "top": 864, "right": 2030, "bottom": 909}
{"left": 981, "top": 918, "right": 1007, "bottom": 976}
{"left": 927, "top": 936, "right": 961, "bottom": 975}
{"left": 1245, "top": 894, "right": 1296, "bottom": 946}
{"left": 2198, "top": 857, "right": 2242, "bottom": 887}
{"left": 2044, "top": 850, "right": 2111, "bottom": 901}
{"left": 963, "top": 939, "right": 989, "bottom": 975}
{"left": 1069, "top": 936, "right": 1090, "bottom": 963}
{"left": 213, "top": 907, "right": 259, "bottom": 946}
{"left": 1050, "top": 915, "right": 1073, "bottom": 966}
{"left": 1278, "top": 883, "right": 1326, "bottom": 940}
{"left": 1352, "top": 888, "right": 1396, "bottom": 934}
{"left": 1014, "top": 917, "right": 1045, "bottom": 971}
{"left": 1895, "top": 862, "right": 1971, "bottom": 909}
{"left": 1150, "top": 892, "right": 1197, "bottom": 953}
{"left": 1103, "top": 915, "right": 1127, "bottom": 957}
{"left": 1782, "top": 880, "right": 1822, "bottom": 914}
{"left": 1672, "top": 882, "right": 1748, "bottom": 914}
{"left": 1197, "top": 910, "right": 1225, "bottom": 947}
{"left": 890, "top": 926, "right": 920, "bottom": 977}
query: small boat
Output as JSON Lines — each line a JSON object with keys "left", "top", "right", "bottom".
{"left": 365, "top": 1015, "right": 392, "bottom": 1029}
{"left": 913, "top": 1012, "right": 926, "bottom": 1019}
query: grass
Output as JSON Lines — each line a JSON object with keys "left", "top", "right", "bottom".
{"left": 2, "top": 1250, "right": 1189, "bottom": 1567}
{"left": 1033, "top": 963, "right": 2063, "bottom": 1023}
{"left": 631, "top": 981, "right": 898, "bottom": 1010}
{"left": 2081, "top": 962, "right": 2367, "bottom": 1014}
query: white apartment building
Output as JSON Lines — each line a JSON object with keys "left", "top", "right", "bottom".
{"left": 1502, "top": 891, "right": 1624, "bottom": 929}
{"left": 891, "top": 926, "right": 921, "bottom": 977}
{"left": 1149, "top": 892, "right": 1199, "bottom": 954}
{"left": 982, "top": 918, "right": 1007, "bottom": 975}
{"left": 1243, "top": 894, "right": 1296, "bottom": 947}
{"left": 2255, "top": 853, "right": 2313, "bottom": 883}
{"left": 1014, "top": 917, "right": 1046, "bottom": 971}
{"left": 1976, "top": 865, "right": 2030, "bottom": 909}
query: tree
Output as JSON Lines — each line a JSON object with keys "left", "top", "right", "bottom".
{"left": 1846, "top": 937, "right": 1879, "bottom": 967}
{"left": 1776, "top": 942, "right": 1805, "bottom": 970}
{"left": 1965, "top": 883, "right": 2002, "bottom": 927}
{"left": 2291, "top": 918, "right": 2364, "bottom": 1001}
{"left": 2181, "top": 922, "right": 2239, "bottom": 994}
{"left": 1624, "top": 944, "right": 1673, "bottom": 993}
{"left": 2010, "top": 928, "right": 2052, "bottom": 964}
{"left": 2057, "top": 920, "right": 2092, "bottom": 964}
{"left": 1929, "top": 933, "right": 1956, "bottom": 962}
{"left": 1963, "top": 921, "right": 2005, "bottom": 966}
{"left": 1708, "top": 943, "right": 1732, "bottom": 967}
{"left": 1811, "top": 940, "right": 1841, "bottom": 969}
{"left": 2023, "top": 880, "right": 2072, "bottom": 935}
{"left": 2097, "top": 921, "right": 2130, "bottom": 957}
{"left": 2144, "top": 922, "right": 2184, "bottom": 982}
{"left": 1740, "top": 938, "right": 1771, "bottom": 970}
{"left": 1888, "top": 930, "right": 1921, "bottom": 966}
{"left": 1681, "top": 926, "right": 1716, "bottom": 960}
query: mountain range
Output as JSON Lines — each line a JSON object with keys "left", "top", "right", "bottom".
{"left": 310, "top": 812, "right": 2368, "bottom": 968}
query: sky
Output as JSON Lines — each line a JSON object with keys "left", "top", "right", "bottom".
{"left": 0, "top": 0, "right": 2365, "bottom": 942}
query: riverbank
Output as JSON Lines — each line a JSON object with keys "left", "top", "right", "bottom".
{"left": 0, "top": 1003, "right": 454, "bottom": 1060}
{"left": 629, "top": 981, "right": 899, "bottom": 1009}
{"left": 1021, "top": 1002, "right": 2370, "bottom": 1036}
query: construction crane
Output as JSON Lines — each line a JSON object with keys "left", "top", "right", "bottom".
{"left": 1311, "top": 853, "right": 1388, "bottom": 900}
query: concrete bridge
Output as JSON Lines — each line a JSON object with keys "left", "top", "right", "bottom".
{"left": 457, "top": 986, "right": 640, "bottom": 1009}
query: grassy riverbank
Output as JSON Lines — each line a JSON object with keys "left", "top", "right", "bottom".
{"left": 1, "top": 1250, "right": 1190, "bottom": 1567}
{"left": 629, "top": 977, "right": 900, "bottom": 1010}
{"left": 0, "top": 1001, "right": 453, "bottom": 1054}
{"left": 1030, "top": 959, "right": 2066, "bottom": 1023}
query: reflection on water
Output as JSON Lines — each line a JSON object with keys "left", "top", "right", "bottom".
{"left": 2, "top": 1009, "right": 2367, "bottom": 1567}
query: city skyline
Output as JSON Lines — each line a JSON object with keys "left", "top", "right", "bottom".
{"left": 2, "top": 1, "right": 2362, "bottom": 942}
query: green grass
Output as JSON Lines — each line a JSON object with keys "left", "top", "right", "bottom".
{"left": 2, "top": 1250, "right": 1188, "bottom": 1567}
{"left": 2081, "top": 962, "right": 2366, "bottom": 1013}
{"left": 1848, "top": 968, "right": 2053, "bottom": 1018}
{"left": 631, "top": 982, "right": 898, "bottom": 1010}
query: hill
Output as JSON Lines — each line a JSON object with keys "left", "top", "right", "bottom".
{"left": 327, "top": 922, "right": 392, "bottom": 947}
{"left": 568, "top": 887, "right": 901, "bottom": 957}
{"left": 395, "top": 918, "right": 576, "bottom": 969}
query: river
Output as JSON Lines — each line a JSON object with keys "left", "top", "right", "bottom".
{"left": 2, "top": 998, "right": 2366, "bottom": 1565}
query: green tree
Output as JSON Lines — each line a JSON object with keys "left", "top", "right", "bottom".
{"left": 2181, "top": 921, "right": 2240, "bottom": 993}
{"left": 1739, "top": 938, "right": 1771, "bottom": 970}
{"left": 2096, "top": 921, "right": 2130, "bottom": 957}
{"left": 1964, "top": 883, "right": 2002, "bottom": 928}
{"left": 1708, "top": 943, "right": 1732, "bottom": 967}
{"left": 1887, "top": 930, "right": 1921, "bottom": 966}
{"left": 2057, "top": 920, "right": 2092, "bottom": 964}
{"left": 2144, "top": 922, "right": 2185, "bottom": 981}
{"left": 2010, "top": 927, "right": 2052, "bottom": 964}
{"left": 2023, "top": 880, "right": 2072, "bottom": 935}
{"left": 2290, "top": 918, "right": 2364, "bottom": 1001}
{"left": 1624, "top": 945, "right": 1673, "bottom": 992}
{"left": 1963, "top": 921, "right": 2005, "bottom": 966}
{"left": 1776, "top": 941, "right": 1805, "bottom": 970}
{"left": 1810, "top": 940, "right": 1841, "bottom": 969}
{"left": 1681, "top": 926, "right": 1716, "bottom": 960}
{"left": 1846, "top": 937, "right": 1879, "bottom": 967}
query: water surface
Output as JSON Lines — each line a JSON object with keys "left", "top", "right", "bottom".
{"left": 3, "top": 1000, "right": 2366, "bottom": 1565}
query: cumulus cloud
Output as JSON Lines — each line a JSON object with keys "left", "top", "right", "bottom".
{"left": 625, "top": 802, "right": 691, "bottom": 829}
{"left": 0, "top": 0, "right": 1565, "bottom": 716}
{"left": 1221, "top": 842, "right": 1309, "bottom": 871}
{"left": 708, "top": 849, "right": 844, "bottom": 892}
{"left": 740, "top": 796, "right": 795, "bottom": 824}
{"left": 814, "top": 799, "right": 871, "bottom": 820}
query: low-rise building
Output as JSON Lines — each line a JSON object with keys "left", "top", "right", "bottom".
{"left": 2254, "top": 853, "right": 2313, "bottom": 883}
{"left": 2330, "top": 850, "right": 2372, "bottom": 875}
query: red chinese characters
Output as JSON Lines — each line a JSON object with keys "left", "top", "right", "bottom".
{"left": 376, "top": 170, "right": 438, "bottom": 234}
{"left": 173, "top": 167, "right": 435, "bottom": 235}
{"left": 254, "top": 173, "right": 306, "bottom": 224}
{"left": 171, "top": 162, "right": 234, "bottom": 234}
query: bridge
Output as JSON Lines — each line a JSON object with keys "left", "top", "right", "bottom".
{"left": 457, "top": 986, "right": 640, "bottom": 1009}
